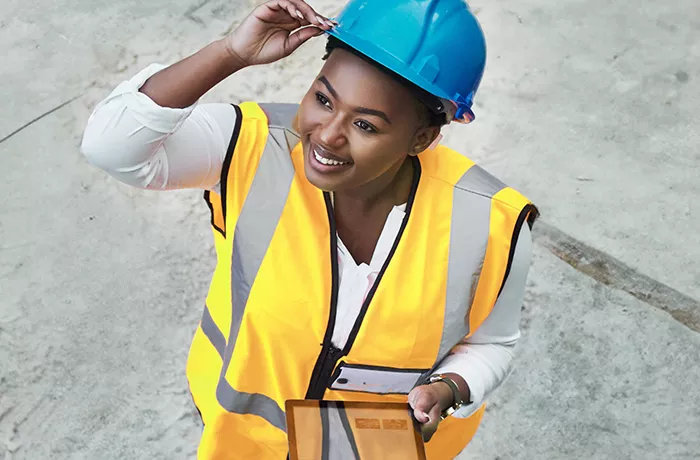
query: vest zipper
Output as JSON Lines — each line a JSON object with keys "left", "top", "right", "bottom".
{"left": 305, "top": 159, "right": 421, "bottom": 400}
{"left": 307, "top": 345, "right": 343, "bottom": 399}
{"left": 305, "top": 192, "right": 342, "bottom": 400}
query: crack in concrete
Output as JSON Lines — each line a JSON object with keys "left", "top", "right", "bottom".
{"left": 184, "top": 0, "right": 213, "bottom": 27}
{"left": 0, "top": 95, "right": 82, "bottom": 145}
{"left": 534, "top": 221, "right": 700, "bottom": 333}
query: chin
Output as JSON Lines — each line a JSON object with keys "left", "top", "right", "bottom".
{"left": 303, "top": 160, "right": 338, "bottom": 193}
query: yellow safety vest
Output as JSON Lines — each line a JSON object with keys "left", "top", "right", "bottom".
{"left": 187, "top": 102, "right": 536, "bottom": 460}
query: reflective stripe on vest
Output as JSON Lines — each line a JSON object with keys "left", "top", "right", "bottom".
{"left": 216, "top": 103, "right": 297, "bottom": 432}
{"left": 439, "top": 164, "right": 507, "bottom": 361}
{"left": 188, "top": 102, "right": 535, "bottom": 459}
{"left": 322, "top": 402, "right": 360, "bottom": 460}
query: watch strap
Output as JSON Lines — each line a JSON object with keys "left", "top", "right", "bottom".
{"left": 428, "top": 374, "right": 463, "bottom": 420}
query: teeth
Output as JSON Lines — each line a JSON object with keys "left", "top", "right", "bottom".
{"left": 314, "top": 149, "right": 349, "bottom": 166}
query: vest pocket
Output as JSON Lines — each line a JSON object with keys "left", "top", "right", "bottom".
{"left": 329, "top": 363, "right": 429, "bottom": 395}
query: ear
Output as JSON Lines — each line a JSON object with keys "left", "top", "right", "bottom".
{"left": 408, "top": 126, "right": 442, "bottom": 156}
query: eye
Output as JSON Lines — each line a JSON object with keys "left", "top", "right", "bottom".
{"left": 315, "top": 92, "right": 332, "bottom": 109}
{"left": 355, "top": 120, "right": 377, "bottom": 133}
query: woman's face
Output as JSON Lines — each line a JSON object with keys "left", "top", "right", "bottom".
{"left": 297, "top": 49, "right": 436, "bottom": 193}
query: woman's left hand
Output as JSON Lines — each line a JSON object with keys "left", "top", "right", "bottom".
{"left": 408, "top": 382, "right": 454, "bottom": 441}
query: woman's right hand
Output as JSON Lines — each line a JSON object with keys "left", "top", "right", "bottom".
{"left": 225, "top": 0, "right": 335, "bottom": 68}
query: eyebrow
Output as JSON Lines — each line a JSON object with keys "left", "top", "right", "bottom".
{"left": 318, "top": 76, "right": 392, "bottom": 125}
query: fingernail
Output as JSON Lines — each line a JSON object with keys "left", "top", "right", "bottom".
{"left": 296, "top": 10, "right": 304, "bottom": 19}
{"left": 316, "top": 15, "right": 325, "bottom": 24}
{"left": 325, "top": 20, "right": 335, "bottom": 28}
{"left": 422, "top": 411, "right": 431, "bottom": 422}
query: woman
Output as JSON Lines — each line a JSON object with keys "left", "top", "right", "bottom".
{"left": 81, "top": 0, "right": 537, "bottom": 458}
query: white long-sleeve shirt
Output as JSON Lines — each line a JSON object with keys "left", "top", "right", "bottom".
{"left": 81, "top": 64, "right": 533, "bottom": 418}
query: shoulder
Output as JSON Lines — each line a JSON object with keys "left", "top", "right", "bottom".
{"left": 229, "top": 102, "right": 298, "bottom": 152}
{"left": 422, "top": 147, "right": 534, "bottom": 207}
{"left": 257, "top": 103, "right": 300, "bottom": 129}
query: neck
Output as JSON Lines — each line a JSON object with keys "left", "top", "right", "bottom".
{"left": 334, "top": 157, "right": 413, "bottom": 213}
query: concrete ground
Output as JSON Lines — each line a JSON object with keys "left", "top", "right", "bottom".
{"left": 1, "top": 0, "right": 698, "bottom": 458}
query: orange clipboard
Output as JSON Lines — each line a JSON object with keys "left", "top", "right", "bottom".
{"left": 286, "top": 400, "right": 427, "bottom": 460}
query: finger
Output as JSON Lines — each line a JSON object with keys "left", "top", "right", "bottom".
{"left": 422, "top": 401, "right": 443, "bottom": 441}
{"left": 285, "top": 26, "right": 324, "bottom": 55}
{"left": 427, "top": 403, "right": 442, "bottom": 427}
{"left": 287, "top": 0, "right": 334, "bottom": 29}
{"left": 411, "top": 390, "right": 439, "bottom": 424}
{"left": 413, "top": 408, "right": 431, "bottom": 424}
{"left": 280, "top": 0, "right": 311, "bottom": 26}
{"left": 265, "top": 0, "right": 310, "bottom": 27}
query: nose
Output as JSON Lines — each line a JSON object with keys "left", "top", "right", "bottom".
{"left": 317, "top": 113, "right": 348, "bottom": 150}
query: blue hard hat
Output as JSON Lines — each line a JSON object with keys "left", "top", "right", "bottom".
{"left": 327, "top": 0, "right": 487, "bottom": 124}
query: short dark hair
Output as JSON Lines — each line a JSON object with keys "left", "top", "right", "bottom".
{"left": 323, "top": 36, "right": 447, "bottom": 128}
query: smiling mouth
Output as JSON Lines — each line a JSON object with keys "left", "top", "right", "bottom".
{"left": 310, "top": 143, "right": 352, "bottom": 167}
{"left": 313, "top": 149, "right": 351, "bottom": 166}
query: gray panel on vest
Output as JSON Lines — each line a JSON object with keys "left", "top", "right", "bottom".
{"left": 259, "top": 103, "right": 300, "bottom": 132}
{"left": 200, "top": 305, "right": 226, "bottom": 359}
{"left": 259, "top": 103, "right": 302, "bottom": 152}
{"left": 326, "top": 403, "right": 359, "bottom": 459}
{"left": 455, "top": 164, "right": 507, "bottom": 198}
{"left": 214, "top": 116, "right": 296, "bottom": 428}
{"left": 225, "top": 128, "right": 295, "bottom": 354}
{"left": 436, "top": 167, "right": 503, "bottom": 365}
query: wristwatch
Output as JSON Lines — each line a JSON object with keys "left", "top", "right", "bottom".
{"left": 428, "top": 374, "right": 464, "bottom": 420}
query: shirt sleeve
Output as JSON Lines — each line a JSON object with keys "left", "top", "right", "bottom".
{"left": 432, "top": 223, "right": 533, "bottom": 418}
{"left": 81, "top": 63, "right": 237, "bottom": 191}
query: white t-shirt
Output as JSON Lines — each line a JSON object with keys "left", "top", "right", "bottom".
{"left": 81, "top": 64, "right": 533, "bottom": 418}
